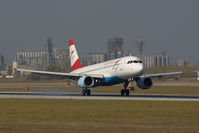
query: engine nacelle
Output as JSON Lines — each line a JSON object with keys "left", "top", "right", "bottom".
{"left": 77, "top": 76, "right": 94, "bottom": 88}
{"left": 137, "top": 77, "right": 153, "bottom": 90}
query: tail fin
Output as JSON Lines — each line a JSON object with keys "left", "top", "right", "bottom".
{"left": 68, "top": 40, "right": 82, "bottom": 71}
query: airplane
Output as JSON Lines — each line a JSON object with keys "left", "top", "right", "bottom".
{"left": 18, "top": 40, "right": 183, "bottom": 96}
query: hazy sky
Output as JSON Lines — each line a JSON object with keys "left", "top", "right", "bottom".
{"left": 0, "top": 0, "right": 198, "bottom": 64}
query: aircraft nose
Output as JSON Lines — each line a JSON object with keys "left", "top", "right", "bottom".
{"left": 140, "top": 63, "right": 144, "bottom": 73}
{"left": 136, "top": 63, "right": 144, "bottom": 75}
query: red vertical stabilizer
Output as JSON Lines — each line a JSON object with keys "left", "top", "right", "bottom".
{"left": 68, "top": 40, "right": 82, "bottom": 71}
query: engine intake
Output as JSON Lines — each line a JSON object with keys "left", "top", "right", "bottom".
{"left": 77, "top": 76, "right": 94, "bottom": 88}
{"left": 137, "top": 77, "right": 153, "bottom": 90}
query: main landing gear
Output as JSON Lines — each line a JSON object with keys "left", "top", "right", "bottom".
{"left": 121, "top": 89, "right": 129, "bottom": 96}
{"left": 82, "top": 88, "right": 91, "bottom": 96}
{"left": 121, "top": 81, "right": 135, "bottom": 96}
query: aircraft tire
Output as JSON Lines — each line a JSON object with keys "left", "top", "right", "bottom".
{"left": 121, "top": 89, "right": 125, "bottom": 96}
{"left": 82, "top": 89, "right": 86, "bottom": 96}
{"left": 126, "top": 89, "right": 130, "bottom": 96}
{"left": 87, "top": 89, "right": 91, "bottom": 96}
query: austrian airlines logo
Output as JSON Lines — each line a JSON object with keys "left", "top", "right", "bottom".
{"left": 70, "top": 50, "right": 75, "bottom": 61}
{"left": 112, "top": 60, "right": 120, "bottom": 69}
{"left": 71, "top": 50, "right": 75, "bottom": 56}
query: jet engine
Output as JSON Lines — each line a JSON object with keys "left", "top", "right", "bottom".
{"left": 136, "top": 77, "right": 153, "bottom": 90}
{"left": 77, "top": 76, "right": 95, "bottom": 88}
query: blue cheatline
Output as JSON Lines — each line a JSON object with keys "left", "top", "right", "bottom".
{"left": 100, "top": 76, "right": 125, "bottom": 86}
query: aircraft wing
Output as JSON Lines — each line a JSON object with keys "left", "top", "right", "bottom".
{"left": 17, "top": 69, "right": 104, "bottom": 80}
{"left": 141, "top": 71, "right": 183, "bottom": 78}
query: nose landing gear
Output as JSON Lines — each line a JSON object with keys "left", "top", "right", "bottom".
{"left": 121, "top": 81, "right": 135, "bottom": 96}
{"left": 121, "top": 89, "right": 130, "bottom": 96}
{"left": 129, "top": 86, "right": 135, "bottom": 92}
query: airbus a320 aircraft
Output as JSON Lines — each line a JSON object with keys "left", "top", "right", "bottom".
{"left": 18, "top": 40, "right": 182, "bottom": 96}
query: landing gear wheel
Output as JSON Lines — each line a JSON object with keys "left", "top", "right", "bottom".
{"left": 121, "top": 89, "right": 130, "bottom": 96}
{"left": 121, "top": 81, "right": 131, "bottom": 96}
{"left": 130, "top": 86, "right": 135, "bottom": 91}
{"left": 82, "top": 89, "right": 86, "bottom": 96}
{"left": 87, "top": 89, "right": 91, "bottom": 96}
{"left": 121, "top": 89, "right": 125, "bottom": 96}
{"left": 126, "top": 89, "right": 130, "bottom": 96}
{"left": 82, "top": 89, "right": 91, "bottom": 96}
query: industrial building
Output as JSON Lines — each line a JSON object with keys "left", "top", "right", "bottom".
{"left": 89, "top": 51, "right": 107, "bottom": 64}
{"left": 44, "top": 37, "right": 55, "bottom": 65}
{"left": 16, "top": 50, "right": 47, "bottom": 70}
{"left": 81, "top": 36, "right": 130, "bottom": 66}
{"left": 79, "top": 51, "right": 106, "bottom": 66}
{"left": 0, "top": 55, "right": 4, "bottom": 70}
{"left": 107, "top": 37, "right": 124, "bottom": 60}
{"left": 53, "top": 48, "right": 70, "bottom": 72}
{"left": 135, "top": 39, "right": 170, "bottom": 68}
{"left": 136, "top": 39, "right": 145, "bottom": 57}
{"left": 0, "top": 55, "right": 4, "bottom": 66}
{"left": 142, "top": 55, "right": 170, "bottom": 68}
{"left": 81, "top": 37, "right": 125, "bottom": 66}
{"left": 15, "top": 37, "right": 69, "bottom": 71}
{"left": 178, "top": 59, "right": 189, "bottom": 67}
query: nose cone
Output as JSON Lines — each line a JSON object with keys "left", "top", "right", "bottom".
{"left": 135, "top": 63, "right": 144, "bottom": 76}
{"left": 140, "top": 63, "right": 144, "bottom": 74}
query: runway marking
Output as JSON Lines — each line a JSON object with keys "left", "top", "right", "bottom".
{"left": 0, "top": 92, "right": 199, "bottom": 101}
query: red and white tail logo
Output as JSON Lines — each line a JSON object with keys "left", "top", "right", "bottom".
{"left": 68, "top": 40, "right": 82, "bottom": 71}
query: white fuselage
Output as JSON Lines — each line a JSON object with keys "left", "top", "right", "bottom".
{"left": 71, "top": 56, "right": 144, "bottom": 81}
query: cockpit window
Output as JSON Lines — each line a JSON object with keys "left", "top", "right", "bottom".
{"left": 127, "top": 61, "right": 132, "bottom": 64}
{"left": 127, "top": 60, "right": 142, "bottom": 64}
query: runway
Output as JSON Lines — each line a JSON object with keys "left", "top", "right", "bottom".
{"left": 0, "top": 92, "right": 199, "bottom": 101}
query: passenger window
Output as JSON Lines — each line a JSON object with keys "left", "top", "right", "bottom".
{"left": 139, "top": 61, "right": 142, "bottom": 63}
{"left": 134, "top": 61, "right": 139, "bottom": 63}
